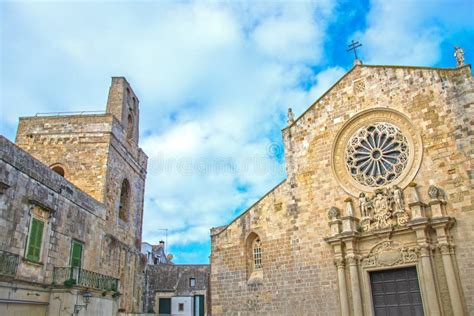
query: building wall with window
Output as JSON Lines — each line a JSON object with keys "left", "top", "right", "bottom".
{"left": 143, "top": 264, "right": 210, "bottom": 315}
{"left": 0, "top": 77, "right": 148, "bottom": 314}
{"left": 0, "top": 135, "right": 118, "bottom": 315}
{"left": 210, "top": 64, "right": 473, "bottom": 315}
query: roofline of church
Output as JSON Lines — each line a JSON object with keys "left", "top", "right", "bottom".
{"left": 212, "top": 63, "right": 472, "bottom": 238}
{"left": 283, "top": 63, "right": 472, "bottom": 130}
{"left": 211, "top": 179, "right": 287, "bottom": 237}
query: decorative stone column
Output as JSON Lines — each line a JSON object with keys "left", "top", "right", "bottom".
{"left": 347, "top": 255, "right": 363, "bottom": 316}
{"left": 409, "top": 216, "right": 442, "bottom": 316}
{"left": 419, "top": 245, "right": 442, "bottom": 315}
{"left": 439, "top": 243, "right": 464, "bottom": 315}
{"left": 432, "top": 216, "right": 465, "bottom": 315}
{"left": 343, "top": 237, "right": 363, "bottom": 316}
{"left": 335, "top": 258, "right": 350, "bottom": 316}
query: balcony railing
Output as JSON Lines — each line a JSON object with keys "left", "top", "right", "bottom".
{"left": 0, "top": 250, "right": 19, "bottom": 277}
{"left": 53, "top": 267, "right": 119, "bottom": 291}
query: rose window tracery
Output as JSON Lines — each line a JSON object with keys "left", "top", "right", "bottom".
{"left": 345, "top": 122, "right": 409, "bottom": 187}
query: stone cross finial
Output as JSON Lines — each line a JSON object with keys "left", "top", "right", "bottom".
{"left": 287, "top": 107, "right": 295, "bottom": 125}
{"left": 454, "top": 46, "right": 465, "bottom": 67}
{"left": 347, "top": 40, "right": 363, "bottom": 65}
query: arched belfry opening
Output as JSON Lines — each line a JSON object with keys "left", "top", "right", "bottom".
{"left": 119, "top": 179, "right": 130, "bottom": 221}
{"left": 127, "top": 113, "right": 134, "bottom": 140}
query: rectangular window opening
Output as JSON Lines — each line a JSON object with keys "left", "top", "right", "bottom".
{"left": 70, "top": 240, "right": 83, "bottom": 268}
{"left": 190, "top": 277, "right": 196, "bottom": 287}
{"left": 253, "top": 242, "right": 262, "bottom": 269}
{"left": 26, "top": 217, "right": 45, "bottom": 262}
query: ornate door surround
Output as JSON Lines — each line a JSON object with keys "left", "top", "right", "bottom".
{"left": 324, "top": 184, "right": 466, "bottom": 316}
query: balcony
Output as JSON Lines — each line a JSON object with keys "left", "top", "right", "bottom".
{"left": 53, "top": 267, "right": 119, "bottom": 291}
{"left": 0, "top": 250, "right": 19, "bottom": 277}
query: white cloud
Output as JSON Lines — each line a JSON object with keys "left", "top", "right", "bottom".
{"left": 358, "top": 0, "right": 473, "bottom": 66}
{"left": 4, "top": 0, "right": 471, "bottom": 263}
{"left": 0, "top": 0, "right": 348, "bottom": 262}
{"left": 252, "top": 11, "right": 320, "bottom": 63}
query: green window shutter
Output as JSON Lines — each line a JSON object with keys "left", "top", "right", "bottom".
{"left": 27, "top": 218, "right": 44, "bottom": 262}
{"left": 70, "top": 241, "right": 83, "bottom": 268}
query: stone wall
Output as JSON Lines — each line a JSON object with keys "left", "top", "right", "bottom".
{"left": 15, "top": 114, "right": 113, "bottom": 202}
{"left": 1, "top": 77, "right": 149, "bottom": 314}
{"left": 210, "top": 65, "right": 473, "bottom": 315}
{"left": 144, "top": 264, "right": 210, "bottom": 314}
{"left": 0, "top": 135, "right": 119, "bottom": 314}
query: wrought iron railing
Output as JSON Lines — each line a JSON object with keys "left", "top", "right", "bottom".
{"left": 0, "top": 250, "right": 19, "bottom": 277}
{"left": 53, "top": 267, "right": 119, "bottom": 291}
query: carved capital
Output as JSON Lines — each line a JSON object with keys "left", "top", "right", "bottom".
{"left": 438, "top": 243, "right": 450, "bottom": 255}
{"left": 419, "top": 245, "right": 433, "bottom": 257}
{"left": 346, "top": 255, "right": 360, "bottom": 266}
{"left": 334, "top": 258, "right": 345, "bottom": 268}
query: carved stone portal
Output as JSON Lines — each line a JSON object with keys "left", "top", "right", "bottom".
{"left": 359, "top": 186, "right": 410, "bottom": 232}
{"left": 362, "top": 241, "right": 418, "bottom": 268}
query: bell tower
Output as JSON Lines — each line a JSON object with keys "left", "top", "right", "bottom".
{"left": 14, "top": 76, "right": 148, "bottom": 312}
{"left": 106, "top": 77, "right": 140, "bottom": 144}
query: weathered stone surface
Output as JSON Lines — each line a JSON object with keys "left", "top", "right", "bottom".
{"left": 0, "top": 77, "right": 148, "bottom": 314}
{"left": 144, "top": 264, "right": 210, "bottom": 314}
{"left": 210, "top": 65, "right": 474, "bottom": 315}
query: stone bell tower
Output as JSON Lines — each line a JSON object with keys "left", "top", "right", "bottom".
{"left": 15, "top": 77, "right": 148, "bottom": 312}
{"left": 106, "top": 77, "right": 140, "bottom": 144}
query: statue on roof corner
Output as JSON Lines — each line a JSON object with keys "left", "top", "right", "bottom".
{"left": 454, "top": 46, "right": 465, "bottom": 67}
{"left": 287, "top": 107, "right": 295, "bottom": 125}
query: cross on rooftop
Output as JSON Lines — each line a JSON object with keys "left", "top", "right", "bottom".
{"left": 347, "top": 40, "right": 362, "bottom": 61}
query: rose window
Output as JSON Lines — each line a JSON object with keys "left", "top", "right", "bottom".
{"left": 345, "top": 122, "right": 409, "bottom": 187}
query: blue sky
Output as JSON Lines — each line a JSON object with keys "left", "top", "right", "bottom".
{"left": 1, "top": 0, "right": 472, "bottom": 264}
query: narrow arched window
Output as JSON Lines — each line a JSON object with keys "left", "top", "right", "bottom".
{"left": 252, "top": 238, "right": 262, "bottom": 269}
{"left": 127, "top": 113, "right": 134, "bottom": 140}
{"left": 119, "top": 179, "right": 130, "bottom": 221}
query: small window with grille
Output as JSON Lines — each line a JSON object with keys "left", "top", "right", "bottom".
{"left": 253, "top": 238, "right": 262, "bottom": 269}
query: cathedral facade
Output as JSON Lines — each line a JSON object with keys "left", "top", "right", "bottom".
{"left": 0, "top": 77, "right": 147, "bottom": 314}
{"left": 210, "top": 62, "right": 473, "bottom": 315}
